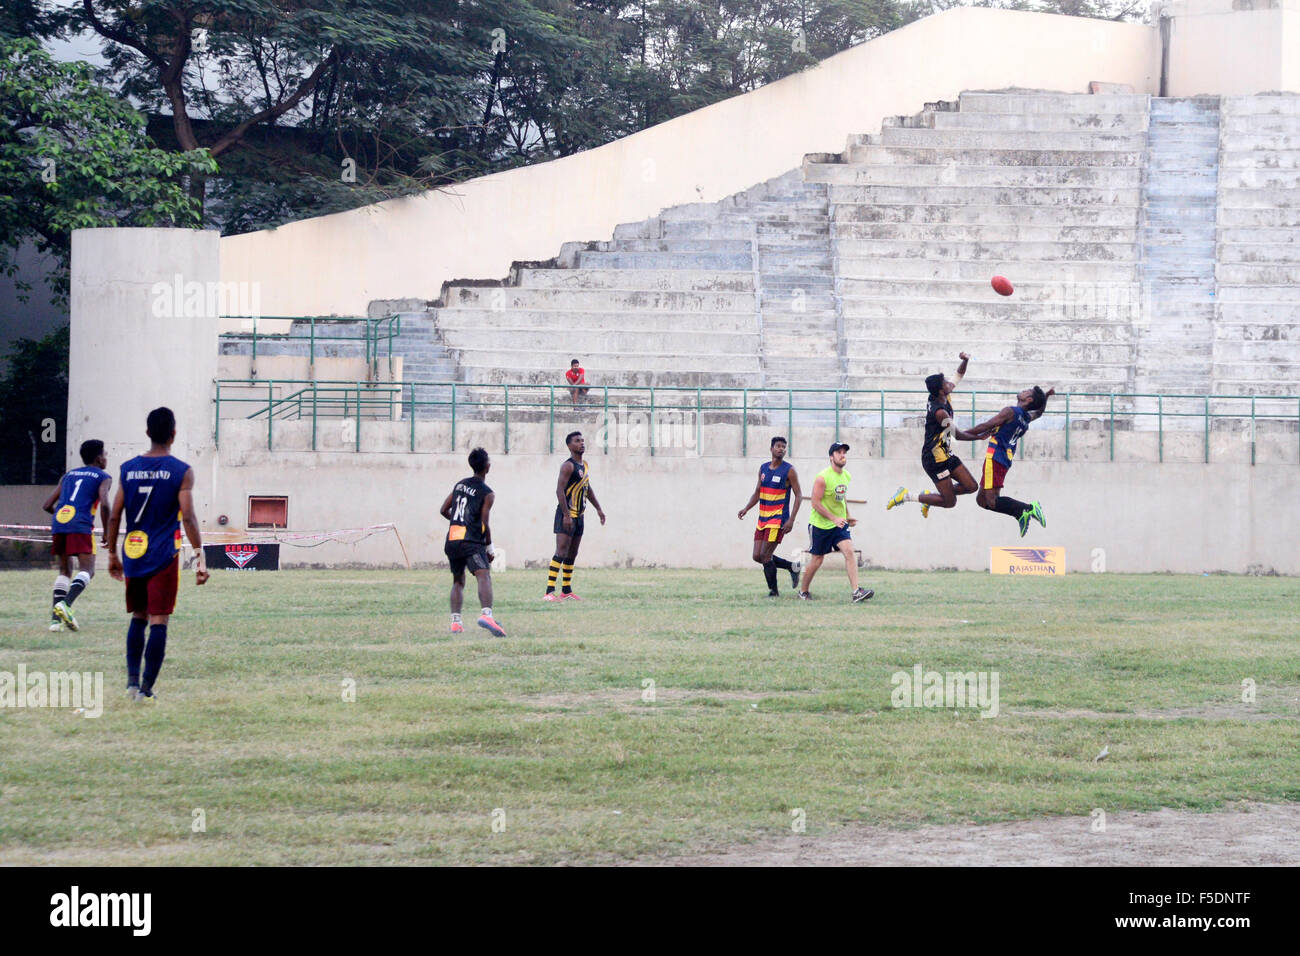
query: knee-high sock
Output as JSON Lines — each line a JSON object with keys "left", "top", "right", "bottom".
{"left": 546, "top": 556, "right": 562, "bottom": 593}
{"left": 53, "top": 575, "right": 70, "bottom": 608}
{"left": 66, "top": 570, "right": 91, "bottom": 605}
{"left": 126, "top": 618, "right": 146, "bottom": 687}
{"left": 763, "top": 560, "right": 778, "bottom": 592}
{"left": 561, "top": 564, "right": 574, "bottom": 594}
{"left": 771, "top": 556, "right": 793, "bottom": 571}
{"left": 141, "top": 624, "right": 168, "bottom": 694}
{"left": 993, "top": 496, "right": 1030, "bottom": 519}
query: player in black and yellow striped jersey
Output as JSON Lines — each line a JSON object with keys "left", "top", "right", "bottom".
{"left": 544, "top": 431, "right": 606, "bottom": 601}
{"left": 887, "top": 352, "right": 982, "bottom": 517}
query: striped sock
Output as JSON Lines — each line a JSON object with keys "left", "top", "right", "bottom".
{"left": 546, "top": 556, "right": 562, "bottom": 593}
{"left": 561, "top": 564, "right": 574, "bottom": 594}
{"left": 53, "top": 575, "right": 70, "bottom": 608}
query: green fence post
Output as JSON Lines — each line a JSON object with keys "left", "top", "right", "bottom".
{"left": 879, "top": 390, "right": 885, "bottom": 458}
{"left": 252, "top": 316, "right": 258, "bottom": 373}
{"left": 309, "top": 317, "right": 315, "bottom": 369}
{"left": 214, "top": 381, "right": 221, "bottom": 448}
{"left": 451, "top": 383, "right": 457, "bottom": 452}
{"left": 1064, "top": 392, "right": 1071, "bottom": 461}
{"left": 548, "top": 385, "right": 555, "bottom": 455}
{"left": 311, "top": 382, "right": 318, "bottom": 451}
{"left": 1109, "top": 393, "right": 1115, "bottom": 461}
{"left": 409, "top": 382, "right": 416, "bottom": 452}
{"left": 970, "top": 390, "right": 977, "bottom": 459}
{"left": 696, "top": 387, "right": 702, "bottom": 453}
{"left": 603, "top": 386, "right": 609, "bottom": 454}
{"left": 834, "top": 389, "right": 840, "bottom": 443}
{"left": 787, "top": 390, "right": 793, "bottom": 451}
{"left": 1251, "top": 395, "right": 1256, "bottom": 466}
{"left": 267, "top": 379, "right": 274, "bottom": 450}
{"left": 650, "top": 387, "right": 656, "bottom": 457}
{"left": 355, "top": 383, "right": 361, "bottom": 452}
{"left": 1204, "top": 396, "right": 1210, "bottom": 464}
{"left": 1158, "top": 394, "right": 1163, "bottom": 464}
{"left": 504, "top": 384, "right": 510, "bottom": 454}
{"left": 741, "top": 389, "right": 748, "bottom": 457}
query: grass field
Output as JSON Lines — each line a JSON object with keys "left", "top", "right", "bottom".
{"left": 1, "top": 566, "right": 1298, "bottom": 865}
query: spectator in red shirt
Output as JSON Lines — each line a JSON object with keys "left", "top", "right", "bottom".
{"left": 565, "top": 359, "right": 589, "bottom": 403}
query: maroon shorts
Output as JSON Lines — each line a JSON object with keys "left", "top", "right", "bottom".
{"left": 125, "top": 557, "right": 180, "bottom": 616}
{"left": 982, "top": 454, "right": 1009, "bottom": 491}
{"left": 51, "top": 533, "right": 95, "bottom": 557}
{"left": 754, "top": 524, "right": 785, "bottom": 544}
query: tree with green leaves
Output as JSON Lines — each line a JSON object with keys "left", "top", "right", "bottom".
{"left": 0, "top": 36, "right": 213, "bottom": 302}
{"left": 0, "top": 323, "right": 68, "bottom": 483}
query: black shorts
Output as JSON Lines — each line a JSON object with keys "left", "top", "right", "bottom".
{"left": 445, "top": 541, "right": 491, "bottom": 577}
{"left": 554, "top": 507, "right": 584, "bottom": 537}
{"left": 922, "top": 452, "right": 964, "bottom": 485}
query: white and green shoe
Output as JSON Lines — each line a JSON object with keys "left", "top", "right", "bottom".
{"left": 53, "top": 601, "right": 78, "bottom": 632}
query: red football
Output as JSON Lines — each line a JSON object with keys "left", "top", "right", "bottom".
{"left": 991, "top": 275, "right": 1014, "bottom": 296}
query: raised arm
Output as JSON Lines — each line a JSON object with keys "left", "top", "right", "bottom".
{"left": 953, "top": 351, "right": 970, "bottom": 387}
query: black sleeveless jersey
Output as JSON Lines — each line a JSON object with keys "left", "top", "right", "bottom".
{"left": 562, "top": 458, "right": 589, "bottom": 518}
{"left": 923, "top": 395, "right": 954, "bottom": 463}
{"left": 447, "top": 475, "right": 491, "bottom": 545}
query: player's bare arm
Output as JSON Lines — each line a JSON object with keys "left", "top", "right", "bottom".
{"left": 968, "top": 406, "right": 1016, "bottom": 438}
{"left": 783, "top": 468, "right": 803, "bottom": 531}
{"left": 438, "top": 490, "right": 457, "bottom": 521}
{"left": 953, "top": 351, "right": 970, "bottom": 386}
{"left": 480, "top": 492, "right": 495, "bottom": 551}
{"left": 587, "top": 486, "right": 606, "bottom": 525}
{"left": 105, "top": 484, "right": 126, "bottom": 581}
{"left": 97, "top": 475, "right": 113, "bottom": 544}
{"left": 41, "top": 486, "right": 60, "bottom": 514}
{"left": 556, "top": 459, "right": 575, "bottom": 532}
{"left": 179, "top": 467, "right": 208, "bottom": 586}
{"left": 738, "top": 474, "right": 763, "bottom": 519}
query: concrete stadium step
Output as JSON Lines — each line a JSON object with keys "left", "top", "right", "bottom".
{"left": 879, "top": 128, "right": 1147, "bottom": 149}
{"left": 448, "top": 349, "right": 762, "bottom": 373}
{"left": 831, "top": 222, "right": 1138, "bottom": 243}
{"left": 829, "top": 184, "right": 1141, "bottom": 205}
{"left": 1219, "top": 243, "right": 1300, "bottom": 263}
{"left": 1221, "top": 96, "right": 1300, "bottom": 115}
{"left": 645, "top": 220, "right": 755, "bottom": 239}
{"left": 834, "top": 202, "right": 1140, "bottom": 226}
{"left": 456, "top": 366, "right": 759, "bottom": 389}
{"left": 575, "top": 251, "right": 753, "bottom": 270}
{"left": 847, "top": 144, "right": 1145, "bottom": 166}
{"left": 845, "top": 355, "right": 1133, "bottom": 380}
{"left": 1212, "top": 187, "right": 1300, "bottom": 208}
{"left": 1218, "top": 207, "right": 1300, "bottom": 228}
{"left": 1217, "top": 134, "right": 1300, "bottom": 150}
{"left": 513, "top": 268, "right": 754, "bottom": 291}
{"left": 435, "top": 310, "right": 757, "bottom": 332}
{"left": 1214, "top": 284, "right": 1300, "bottom": 303}
{"left": 834, "top": 238, "right": 1138, "bottom": 260}
{"left": 837, "top": 258, "right": 1139, "bottom": 281}
{"left": 838, "top": 277, "right": 1139, "bottom": 301}
{"left": 932, "top": 111, "right": 1148, "bottom": 131}
{"left": 1211, "top": 340, "right": 1300, "bottom": 362}
{"left": 957, "top": 92, "right": 1151, "bottom": 114}
{"left": 843, "top": 316, "right": 1135, "bottom": 343}
{"left": 806, "top": 163, "right": 1142, "bottom": 187}
{"left": 441, "top": 287, "right": 756, "bottom": 312}
{"left": 596, "top": 239, "right": 753, "bottom": 253}
{"left": 440, "top": 328, "right": 758, "bottom": 353}
{"left": 846, "top": 338, "right": 1134, "bottom": 365}
{"left": 1221, "top": 149, "right": 1300, "bottom": 169}
{"left": 1217, "top": 262, "right": 1300, "bottom": 283}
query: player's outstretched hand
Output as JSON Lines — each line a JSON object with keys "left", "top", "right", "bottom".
{"left": 108, "top": 553, "right": 124, "bottom": 582}
{"left": 597, "top": 510, "right": 606, "bottom": 526}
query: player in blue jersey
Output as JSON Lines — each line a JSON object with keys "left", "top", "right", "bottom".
{"left": 737, "top": 436, "right": 803, "bottom": 597}
{"left": 41, "top": 440, "right": 112, "bottom": 632}
{"left": 105, "top": 408, "right": 208, "bottom": 702}
{"left": 963, "top": 386, "right": 1055, "bottom": 537}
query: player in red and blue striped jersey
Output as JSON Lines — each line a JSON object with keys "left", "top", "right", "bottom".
{"left": 42, "top": 440, "right": 113, "bottom": 632}
{"left": 738, "top": 436, "right": 803, "bottom": 597}
{"left": 104, "top": 408, "right": 208, "bottom": 702}
{"left": 964, "top": 386, "right": 1055, "bottom": 537}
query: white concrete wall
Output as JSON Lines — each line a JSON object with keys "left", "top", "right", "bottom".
{"left": 1160, "top": 0, "right": 1300, "bottom": 96}
{"left": 209, "top": 433, "right": 1299, "bottom": 575}
{"left": 220, "top": 8, "right": 1159, "bottom": 318}
{"left": 0, "top": 485, "right": 59, "bottom": 526}
{"left": 68, "top": 228, "right": 220, "bottom": 516}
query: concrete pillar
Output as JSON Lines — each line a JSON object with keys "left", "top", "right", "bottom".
{"left": 68, "top": 228, "right": 221, "bottom": 514}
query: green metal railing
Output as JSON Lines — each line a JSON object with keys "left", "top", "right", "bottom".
{"left": 213, "top": 380, "right": 1300, "bottom": 464}
{"left": 218, "top": 315, "right": 402, "bottom": 376}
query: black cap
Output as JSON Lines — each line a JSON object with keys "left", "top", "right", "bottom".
{"left": 828, "top": 442, "right": 850, "bottom": 456}
{"left": 925, "top": 372, "right": 945, "bottom": 394}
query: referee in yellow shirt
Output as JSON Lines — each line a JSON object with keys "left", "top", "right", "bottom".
{"left": 798, "top": 442, "right": 873, "bottom": 603}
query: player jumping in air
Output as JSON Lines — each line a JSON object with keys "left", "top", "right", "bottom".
{"left": 544, "top": 431, "right": 606, "bottom": 601}
{"left": 798, "top": 443, "right": 873, "bottom": 604}
{"left": 737, "top": 436, "right": 803, "bottom": 597}
{"left": 964, "top": 386, "right": 1055, "bottom": 537}
{"left": 43, "top": 439, "right": 112, "bottom": 631}
{"left": 105, "top": 408, "right": 208, "bottom": 702}
{"left": 886, "top": 353, "right": 983, "bottom": 518}
{"left": 439, "top": 447, "right": 506, "bottom": 637}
